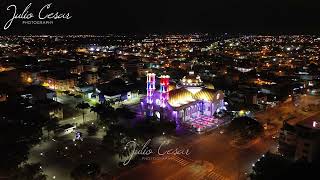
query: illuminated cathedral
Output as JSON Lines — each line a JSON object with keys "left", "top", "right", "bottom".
{"left": 141, "top": 71, "right": 226, "bottom": 132}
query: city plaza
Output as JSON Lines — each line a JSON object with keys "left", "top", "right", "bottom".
{"left": 141, "top": 71, "right": 226, "bottom": 132}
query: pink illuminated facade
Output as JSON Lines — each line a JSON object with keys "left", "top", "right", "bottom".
{"left": 146, "top": 73, "right": 156, "bottom": 104}
{"left": 141, "top": 72, "right": 226, "bottom": 132}
{"left": 160, "top": 75, "right": 170, "bottom": 107}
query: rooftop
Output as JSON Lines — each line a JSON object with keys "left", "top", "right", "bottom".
{"left": 287, "top": 112, "right": 320, "bottom": 130}
{"left": 180, "top": 71, "right": 203, "bottom": 87}
{"left": 168, "top": 87, "right": 223, "bottom": 108}
{"left": 297, "top": 115, "right": 320, "bottom": 130}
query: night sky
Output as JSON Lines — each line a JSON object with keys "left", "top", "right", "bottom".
{"left": 0, "top": 0, "right": 319, "bottom": 34}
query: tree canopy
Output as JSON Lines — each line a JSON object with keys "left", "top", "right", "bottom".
{"left": 70, "top": 163, "right": 101, "bottom": 180}
{"left": 251, "top": 152, "right": 319, "bottom": 180}
{"left": 228, "top": 116, "right": 263, "bottom": 139}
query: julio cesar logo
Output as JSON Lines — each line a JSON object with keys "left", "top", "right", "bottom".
{"left": 3, "top": 3, "right": 72, "bottom": 30}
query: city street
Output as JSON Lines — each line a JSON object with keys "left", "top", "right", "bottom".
{"left": 2, "top": 10, "right": 320, "bottom": 180}
{"left": 27, "top": 130, "right": 120, "bottom": 180}
{"left": 116, "top": 129, "right": 277, "bottom": 180}
{"left": 28, "top": 93, "right": 296, "bottom": 180}
{"left": 255, "top": 95, "right": 320, "bottom": 128}
{"left": 116, "top": 96, "right": 320, "bottom": 180}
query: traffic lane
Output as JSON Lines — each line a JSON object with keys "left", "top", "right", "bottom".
{"left": 180, "top": 132, "right": 275, "bottom": 178}
{"left": 117, "top": 159, "right": 182, "bottom": 180}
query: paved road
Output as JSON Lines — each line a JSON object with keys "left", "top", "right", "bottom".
{"left": 116, "top": 130, "right": 277, "bottom": 180}
{"left": 28, "top": 132, "right": 119, "bottom": 180}
{"left": 34, "top": 93, "right": 280, "bottom": 179}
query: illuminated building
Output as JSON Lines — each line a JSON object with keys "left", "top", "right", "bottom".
{"left": 125, "top": 60, "right": 144, "bottom": 77}
{"left": 0, "top": 66, "right": 14, "bottom": 72}
{"left": 147, "top": 73, "right": 156, "bottom": 104}
{"left": 234, "top": 67, "right": 253, "bottom": 73}
{"left": 82, "top": 72, "right": 99, "bottom": 85}
{"left": 279, "top": 117, "right": 320, "bottom": 162}
{"left": 160, "top": 75, "right": 170, "bottom": 108}
{"left": 70, "top": 65, "right": 84, "bottom": 75}
{"left": 20, "top": 71, "right": 39, "bottom": 85}
{"left": 96, "top": 80, "right": 139, "bottom": 104}
{"left": 141, "top": 71, "right": 225, "bottom": 132}
{"left": 37, "top": 73, "right": 77, "bottom": 91}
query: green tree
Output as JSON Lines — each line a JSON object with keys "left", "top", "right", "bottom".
{"left": 0, "top": 111, "right": 44, "bottom": 173}
{"left": 76, "top": 102, "right": 90, "bottom": 123}
{"left": 44, "top": 117, "right": 59, "bottom": 139}
{"left": 90, "top": 103, "right": 107, "bottom": 121}
{"left": 12, "top": 163, "right": 47, "bottom": 180}
{"left": 116, "top": 106, "right": 136, "bottom": 119}
{"left": 100, "top": 105, "right": 118, "bottom": 125}
{"left": 70, "top": 163, "right": 101, "bottom": 180}
{"left": 228, "top": 116, "right": 263, "bottom": 139}
{"left": 250, "top": 153, "right": 318, "bottom": 180}
{"left": 116, "top": 106, "right": 136, "bottom": 127}
{"left": 87, "top": 125, "right": 98, "bottom": 136}
{"left": 102, "top": 125, "right": 132, "bottom": 153}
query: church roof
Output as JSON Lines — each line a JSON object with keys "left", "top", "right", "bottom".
{"left": 194, "top": 88, "right": 217, "bottom": 102}
{"left": 168, "top": 88, "right": 194, "bottom": 107}
{"left": 168, "top": 87, "right": 223, "bottom": 107}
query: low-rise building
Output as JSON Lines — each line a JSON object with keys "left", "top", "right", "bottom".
{"left": 96, "top": 79, "right": 139, "bottom": 103}
{"left": 125, "top": 59, "right": 144, "bottom": 77}
{"left": 279, "top": 115, "right": 320, "bottom": 162}
{"left": 15, "top": 86, "right": 63, "bottom": 120}
{"left": 70, "top": 65, "right": 84, "bottom": 75}
{"left": 83, "top": 64, "right": 98, "bottom": 73}
{"left": 82, "top": 72, "right": 99, "bottom": 85}
{"left": 36, "top": 99, "right": 64, "bottom": 120}
{"left": 39, "top": 72, "right": 77, "bottom": 91}
{"left": 20, "top": 69, "right": 40, "bottom": 85}
{"left": 24, "top": 85, "right": 57, "bottom": 102}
